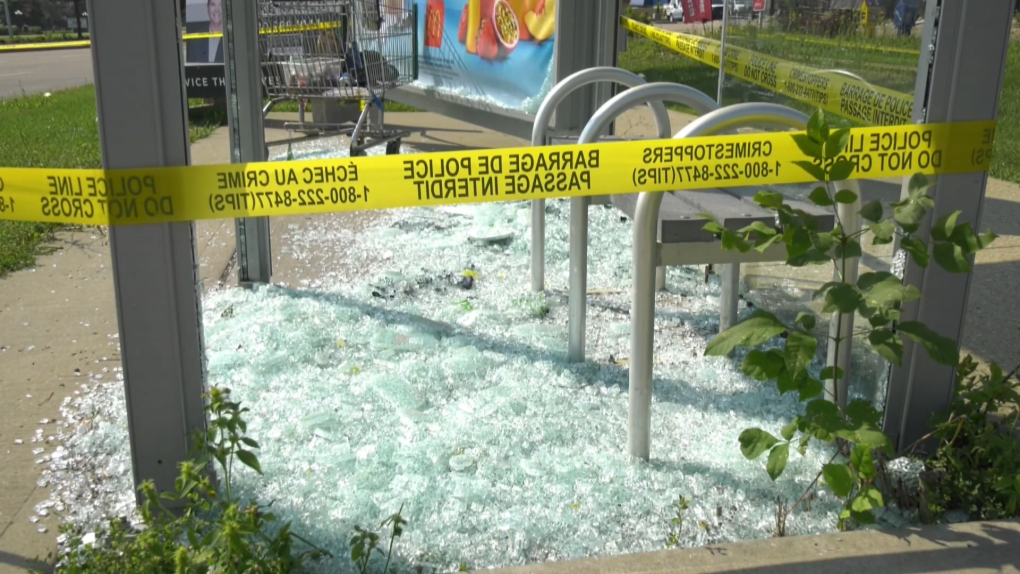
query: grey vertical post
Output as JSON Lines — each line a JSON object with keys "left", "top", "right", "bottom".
{"left": 86, "top": 0, "right": 207, "bottom": 502}
{"left": 534, "top": 0, "right": 620, "bottom": 295}
{"left": 715, "top": 0, "right": 740, "bottom": 330}
{"left": 883, "top": 0, "right": 1014, "bottom": 451}
{"left": 2, "top": 1, "right": 11, "bottom": 37}
{"left": 716, "top": 0, "right": 729, "bottom": 104}
{"left": 224, "top": 0, "right": 273, "bottom": 287}
{"left": 555, "top": 0, "right": 621, "bottom": 361}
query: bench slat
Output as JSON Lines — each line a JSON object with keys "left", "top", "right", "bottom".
{"left": 667, "top": 190, "right": 776, "bottom": 243}
{"left": 722, "top": 185, "right": 836, "bottom": 232}
{"left": 612, "top": 189, "right": 775, "bottom": 244}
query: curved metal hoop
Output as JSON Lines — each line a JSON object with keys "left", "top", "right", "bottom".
{"left": 529, "top": 67, "right": 673, "bottom": 293}
{"left": 626, "top": 102, "right": 863, "bottom": 461}
{"left": 567, "top": 82, "right": 720, "bottom": 364}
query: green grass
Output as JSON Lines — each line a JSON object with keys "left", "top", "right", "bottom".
{"left": 0, "top": 32, "right": 89, "bottom": 45}
{"left": 991, "top": 41, "right": 1020, "bottom": 184}
{"left": 619, "top": 31, "right": 1020, "bottom": 184}
{"left": 0, "top": 87, "right": 222, "bottom": 277}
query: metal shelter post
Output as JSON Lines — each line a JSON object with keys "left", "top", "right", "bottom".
{"left": 225, "top": 0, "right": 273, "bottom": 287}
{"left": 86, "top": 0, "right": 207, "bottom": 502}
{"left": 883, "top": 0, "right": 1014, "bottom": 451}
{"left": 532, "top": 0, "right": 620, "bottom": 295}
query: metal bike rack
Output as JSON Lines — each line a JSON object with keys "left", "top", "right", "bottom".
{"left": 626, "top": 102, "right": 863, "bottom": 461}
{"left": 567, "top": 82, "right": 720, "bottom": 363}
{"left": 529, "top": 67, "right": 672, "bottom": 293}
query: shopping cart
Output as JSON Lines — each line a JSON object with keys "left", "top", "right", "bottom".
{"left": 258, "top": 0, "right": 418, "bottom": 156}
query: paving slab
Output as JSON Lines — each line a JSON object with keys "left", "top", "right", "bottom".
{"left": 489, "top": 519, "right": 1020, "bottom": 574}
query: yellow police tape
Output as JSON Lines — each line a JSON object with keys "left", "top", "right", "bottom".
{"left": 0, "top": 22, "right": 342, "bottom": 52}
{"left": 621, "top": 18, "right": 916, "bottom": 127}
{"left": 0, "top": 121, "right": 996, "bottom": 227}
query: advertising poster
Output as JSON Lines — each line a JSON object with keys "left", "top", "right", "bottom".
{"left": 186, "top": 0, "right": 225, "bottom": 64}
{"left": 410, "top": 0, "right": 557, "bottom": 113}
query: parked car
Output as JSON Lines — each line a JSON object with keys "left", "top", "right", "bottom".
{"left": 667, "top": 0, "right": 685, "bottom": 22}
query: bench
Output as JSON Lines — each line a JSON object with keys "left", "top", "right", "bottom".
{"left": 611, "top": 186, "right": 836, "bottom": 330}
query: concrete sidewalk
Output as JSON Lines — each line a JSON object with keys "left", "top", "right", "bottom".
{"left": 1, "top": 109, "right": 1019, "bottom": 573}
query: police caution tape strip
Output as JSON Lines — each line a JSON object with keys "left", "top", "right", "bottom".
{"left": 621, "top": 18, "right": 915, "bottom": 128}
{"left": 0, "top": 22, "right": 342, "bottom": 52}
{"left": 0, "top": 121, "right": 997, "bottom": 227}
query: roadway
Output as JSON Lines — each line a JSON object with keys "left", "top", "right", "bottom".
{"left": 0, "top": 48, "right": 93, "bottom": 99}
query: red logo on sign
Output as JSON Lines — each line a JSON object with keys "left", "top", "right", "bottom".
{"left": 425, "top": 0, "right": 444, "bottom": 48}
{"left": 683, "top": 0, "right": 712, "bottom": 23}
{"left": 753, "top": 0, "right": 766, "bottom": 11}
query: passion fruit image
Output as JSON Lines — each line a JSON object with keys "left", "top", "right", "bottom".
{"left": 492, "top": 0, "right": 520, "bottom": 56}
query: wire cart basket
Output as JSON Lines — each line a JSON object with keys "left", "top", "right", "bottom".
{"left": 258, "top": 0, "right": 418, "bottom": 156}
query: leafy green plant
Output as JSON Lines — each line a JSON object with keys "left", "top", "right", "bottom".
{"left": 55, "top": 387, "right": 329, "bottom": 573}
{"left": 664, "top": 494, "right": 691, "bottom": 548}
{"left": 924, "top": 356, "right": 1020, "bottom": 520}
{"left": 350, "top": 504, "right": 407, "bottom": 574}
{"left": 701, "top": 109, "right": 996, "bottom": 530}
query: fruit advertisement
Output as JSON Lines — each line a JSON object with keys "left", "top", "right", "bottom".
{"left": 410, "top": 0, "right": 556, "bottom": 113}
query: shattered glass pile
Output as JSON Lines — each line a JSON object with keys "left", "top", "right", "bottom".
{"left": 38, "top": 138, "right": 901, "bottom": 573}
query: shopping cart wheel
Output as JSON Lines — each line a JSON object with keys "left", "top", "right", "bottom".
{"left": 385, "top": 138, "right": 402, "bottom": 156}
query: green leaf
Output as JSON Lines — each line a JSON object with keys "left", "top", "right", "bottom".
{"left": 829, "top": 160, "right": 855, "bottom": 182}
{"left": 785, "top": 331, "right": 818, "bottom": 372}
{"left": 704, "top": 311, "right": 788, "bottom": 357}
{"left": 754, "top": 191, "right": 785, "bottom": 209}
{"left": 821, "top": 283, "right": 863, "bottom": 314}
{"left": 807, "top": 109, "right": 828, "bottom": 144}
{"left": 811, "top": 231, "right": 835, "bottom": 252}
{"left": 738, "top": 428, "right": 780, "bottom": 460}
{"left": 834, "top": 189, "right": 858, "bottom": 204}
{"left": 721, "top": 229, "right": 752, "bottom": 253}
{"left": 835, "top": 238, "right": 863, "bottom": 260}
{"left": 850, "top": 487, "right": 884, "bottom": 512}
{"left": 794, "top": 160, "right": 827, "bottom": 182}
{"left": 820, "top": 366, "right": 844, "bottom": 381}
{"left": 825, "top": 128, "right": 850, "bottom": 160}
{"left": 777, "top": 370, "right": 799, "bottom": 396}
{"left": 808, "top": 186, "right": 834, "bottom": 206}
{"left": 755, "top": 233, "right": 785, "bottom": 253}
{"left": 852, "top": 426, "right": 892, "bottom": 452}
{"left": 739, "top": 221, "right": 777, "bottom": 238}
{"left": 805, "top": 399, "right": 843, "bottom": 432}
{"left": 792, "top": 133, "right": 823, "bottom": 159}
{"left": 846, "top": 400, "right": 882, "bottom": 426}
{"left": 931, "top": 211, "right": 961, "bottom": 241}
{"left": 700, "top": 213, "right": 724, "bottom": 235}
{"left": 932, "top": 241, "right": 971, "bottom": 273}
{"left": 740, "top": 349, "right": 786, "bottom": 381}
{"left": 798, "top": 377, "right": 824, "bottom": 401}
{"left": 235, "top": 449, "right": 263, "bottom": 475}
{"left": 868, "top": 220, "right": 895, "bottom": 245}
{"left": 781, "top": 420, "right": 798, "bottom": 440}
{"left": 850, "top": 445, "right": 876, "bottom": 479}
{"left": 893, "top": 198, "right": 929, "bottom": 232}
{"left": 794, "top": 312, "right": 816, "bottom": 331}
{"left": 907, "top": 173, "right": 930, "bottom": 194}
{"left": 240, "top": 437, "right": 260, "bottom": 449}
{"left": 766, "top": 443, "right": 790, "bottom": 481}
{"left": 868, "top": 329, "right": 903, "bottom": 365}
{"left": 859, "top": 200, "right": 884, "bottom": 223}
{"left": 822, "top": 463, "right": 854, "bottom": 498}
{"left": 900, "top": 236, "right": 929, "bottom": 267}
{"left": 858, "top": 272, "right": 912, "bottom": 309}
{"left": 897, "top": 321, "right": 959, "bottom": 367}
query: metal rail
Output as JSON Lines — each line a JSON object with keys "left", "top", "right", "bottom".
{"left": 567, "top": 82, "right": 720, "bottom": 363}
{"left": 529, "top": 67, "right": 672, "bottom": 293}
{"left": 626, "top": 102, "right": 863, "bottom": 461}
